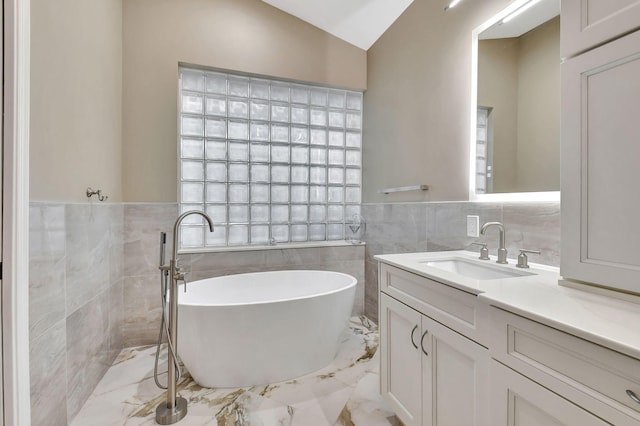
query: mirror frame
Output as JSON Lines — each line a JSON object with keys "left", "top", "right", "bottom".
{"left": 469, "top": 0, "right": 560, "bottom": 202}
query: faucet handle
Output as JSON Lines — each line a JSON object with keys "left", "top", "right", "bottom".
{"left": 516, "top": 249, "right": 541, "bottom": 268}
{"left": 471, "top": 242, "right": 490, "bottom": 260}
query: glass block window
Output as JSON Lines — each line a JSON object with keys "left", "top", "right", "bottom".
{"left": 178, "top": 66, "right": 363, "bottom": 248}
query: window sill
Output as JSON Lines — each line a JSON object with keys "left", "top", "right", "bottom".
{"left": 178, "top": 240, "right": 365, "bottom": 254}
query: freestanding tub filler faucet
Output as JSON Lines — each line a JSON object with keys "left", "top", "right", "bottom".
{"left": 480, "top": 221, "right": 508, "bottom": 264}
{"left": 156, "top": 211, "right": 214, "bottom": 425}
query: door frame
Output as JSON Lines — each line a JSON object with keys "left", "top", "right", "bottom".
{"left": 3, "top": 0, "right": 31, "bottom": 423}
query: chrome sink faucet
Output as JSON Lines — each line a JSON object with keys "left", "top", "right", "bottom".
{"left": 480, "top": 222, "right": 508, "bottom": 264}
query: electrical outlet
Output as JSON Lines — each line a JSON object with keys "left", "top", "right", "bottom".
{"left": 467, "top": 215, "right": 479, "bottom": 237}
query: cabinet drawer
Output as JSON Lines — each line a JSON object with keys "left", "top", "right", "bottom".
{"left": 379, "top": 263, "right": 485, "bottom": 345}
{"left": 491, "top": 308, "right": 640, "bottom": 420}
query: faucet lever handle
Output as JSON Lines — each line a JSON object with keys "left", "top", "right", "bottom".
{"left": 471, "top": 242, "right": 490, "bottom": 260}
{"left": 517, "top": 249, "right": 541, "bottom": 268}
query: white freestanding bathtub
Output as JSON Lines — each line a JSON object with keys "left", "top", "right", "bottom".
{"left": 177, "top": 270, "right": 357, "bottom": 388}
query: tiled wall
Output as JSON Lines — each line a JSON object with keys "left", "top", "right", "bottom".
{"left": 362, "top": 201, "right": 561, "bottom": 322}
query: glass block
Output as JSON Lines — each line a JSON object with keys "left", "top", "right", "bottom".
{"left": 345, "top": 205, "right": 361, "bottom": 218}
{"left": 309, "top": 224, "right": 326, "bottom": 241}
{"left": 291, "top": 166, "right": 308, "bottom": 183}
{"left": 205, "top": 162, "right": 226, "bottom": 182}
{"left": 251, "top": 184, "right": 270, "bottom": 203}
{"left": 291, "top": 106, "right": 308, "bottom": 124}
{"left": 310, "top": 167, "right": 326, "bottom": 184}
{"left": 346, "top": 112, "right": 361, "bottom": 130}
{"left": 310, "top": 129, "right": 327, "bottom": 145}
{"left": 271, "top": 85, "right": 289, "bottom": 102}
{"left": 229, "top": 142, "right": 248, "bottom": 162}
{"left": 291, "top": 205, "right": 308, "bottom": 222}
{"left": 250, "top": 164, "right": 269, "bottom": 182}
{"left": 271, "top": 103, "right": 289, "bottom": 122}
{"left": 182, "top": 160, "right": 204, "bottom": 181}
{"left": 291, "top": 146, "right": 309, "bottom": 164}
{"left": 271, "top": 145, "right": 290, "bottom": 163}
{"left": 271, "top": 124, "right": 289, "bottom": 143}
{"left": 206, "top": 226, "right": 227, "bottom": 246}
{"left": 180, "top": 204, "right": 204, "bottom": 224}
{"left": 271, "top": 165, "right": 289, "bottom": 183}
{"left": 291, "top": 185, "right": 308, "bottom": 203}
{"left": 346, "top": 132, "right": 361, "bottom": 148}
{"left": 328, "top": 167, "right": 344, "bottom": 184}
{"left": 228, "top": 99, "right": 248, "bottom": 119}
{"left": 346, "top": 187, "right": 361, "bottom": 203}
{"left": 476, "top": 158, "right": 486, "bottom": 172}
{"left": 206, "top": 204, "right": 227, "bottom": 223}
{"left": 329, "top": 130, "right": 344, "bottom": 147}
{"left": 182, "top": 94, "right": 203, "bottom": 114}
{"left": 228, "top": 120, "right": 248, "bottom": 140}
{"left": 310, "top": 148, "right": 327, "bottom": 165}
{"left": 271, "top": 205, "right": 289, "bottom": 223}
{"left": 251, "top": 80, "right": 269, "bottom": 99}
{"left": 181, "top": 138, "right": 204, "bottom": 158}
{"left": 206, "top": 140, "right": 226, "bottom": 160}
{"left": 328, "top": 91, "right": 345, "bottom": 108}
{"left": 291, "top": 126, "right": 309, "bottom": 144}
{"left": 476, "top": 175, "right": 486, "bottom": 191}
{"left": 310, "top": 186, "right": 326, "bottom": 203}
{"left": 228, "top": 225, "right": 248, "bottom": 245}
{"left": 328, "top": 149, "right": 344, "bottom": 166}
{"left": 182, "top": 116, "right": 204, "bottom": 137}
{"left": 310, "top": 89, "right": 327, "bottom": 106}
{"left": 477, "top": 143, "right": 487, "bottom": 158}
{"left": 310, "top": 205, "right": 326, "bottom": 222}
{"left": 205, "top": 118, "right": 226, "bottom": 138}
{"left": 251, "top": 204, "right": 269, "bottom": 222}
{"left": 206, "top": 183, "right": 226, "bottom": 203}
{"left": 228, "top": 184, "right": 249, "bottom": 203}
{"left": 272, "top": 225, "right": 289, "bottom": 243}
{"left": 251, "top": 225, "right": 270, "bottom": 244}
{"left": 328, "top": 187, "right": 344, "bottom": 203}
{"left": 205, "top": 72, "right": 226, "bottom": 94}
{"left": 250, "top": 100, "right": 270, "bottom": 121}
{"left": 229, "top": 204, "right": 249, "bottom": 223}
{"left": 346, "top": 92, "right": 362, "bottom": 110}
{"left": 271, "top": 185, "right": 289, "bottom": 203}
{"left": 328, "top": 224, "right": 344, "bottom": 241}
{"left": 346, "top": 168, "right": 361, "bottom": 185}
{"left": 310, "top": 109, "right": 327, "bottom": 126}
{"left": 291, "top": 86, "right": 309, "bottom": 104}
{"left": 291, "top": 224, "right": 308, "bottom": 242}
{"left": 328, "top": 205, "right": 344, "bottom": 222}
{"left": 250, "top": 122, "right": 269, "bottom": 141}
{"left": 182, "top": 70, "right": 204, "bottom": 92}
{"left": 346, "top": 150, "right": 361, "bottom": 167}
{"left": 329, "top": 110, "right": 345, "bottom": 128}
{"left": 180, "top": 226, "right": 204, "bottom": 247}
{"left": 228, "top": 78, "right": 249, "bottom": 97}
{"left": 182, "top": 182, "right": 204, "bottom": 203}
{"left": 228, "top": 163, "right": 248, "bottom": 182}
{"left": 477, "top": 109, "right": 487, "bottom": 126}
{"left": 205, "top": 96, "right": 226, "bottom": 116}
{"left": 476, "top": 127, "right": 486, "bottom": 142}
{"left": 250, "top": 143, "right": 269, "bottom": 162}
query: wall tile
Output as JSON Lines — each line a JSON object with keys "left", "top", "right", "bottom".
{"left": 109, "top": 278, "right": 125, "bottom": 359}
{"left": 29, "top": 256, "right": 66, "bottom": 339}
{"left": 122, "top": 275, "right": 164, "bottom": 347}
{"left": 503, "top": 202, "right": 560, "bottom": 266}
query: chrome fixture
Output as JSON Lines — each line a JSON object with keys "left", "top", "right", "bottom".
{"left": 516, "top": 249, "right": 541, "bottom": 268}
{"left": 155, "top": 211, "right": 214, "bottom": 425}
{"left": 269, "top": 237, "right": 277, "bottom": 246}
{"left": 471, "top": 242, "right": 490, "bottom": 260}
{"left": 86, "top": 187, "right": 108, "bottom": 201}
{"left": 348, "top": 214, "right": 366, "bottom": 244}
{"left": 480, "top": 222, "right": 508, "bottom": 264}
{"left": 379, "top": 184, "right": 429, "bottom": 194}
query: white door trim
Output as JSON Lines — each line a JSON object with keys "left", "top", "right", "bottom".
{"left": 3, "top": 0, "right": 31, "bottom": 423}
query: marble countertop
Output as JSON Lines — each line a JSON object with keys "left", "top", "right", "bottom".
{"left": 375, "top": 251, "right": 640, "bottom": 360}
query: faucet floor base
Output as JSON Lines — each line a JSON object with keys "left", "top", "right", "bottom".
{"left": 155, "top": 396, "right": 187, "bottom": 425}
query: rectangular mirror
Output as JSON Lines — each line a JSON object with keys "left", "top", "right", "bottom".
{"left": 470, "top": 0, "right": 560, "bottom": 201}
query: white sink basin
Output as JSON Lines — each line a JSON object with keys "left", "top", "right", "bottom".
{"left": 420, "top": 258, "right": 535, "bottom": 280}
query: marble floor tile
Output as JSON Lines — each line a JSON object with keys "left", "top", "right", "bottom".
{"left": 72, "top": 317, "right": 397, "bottom": 426}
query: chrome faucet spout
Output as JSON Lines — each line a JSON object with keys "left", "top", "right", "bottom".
{"left": 480, "top": 221, "right": 508, "bottom": 264}
{"left": 172, "top": 211, "right": 214, "bottom": 265}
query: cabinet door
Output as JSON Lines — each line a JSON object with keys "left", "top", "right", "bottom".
{"left": 561, "top": 0, "right": 640, "bottom": 58}
{"left": 380, "top": 294, "right": 423, "bottom": 426}
{"left": 422, "top": 315, "right": 490, "bottom": 426}
{"left": 491, "top": 361, "right": 611, "bottom": 426}
{"left": 561, "top": 29, "right": 640, "bottom": 294}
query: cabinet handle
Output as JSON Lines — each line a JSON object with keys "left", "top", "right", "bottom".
{"left": 410, "top": 325, "right": 418, "bottom": 349}
{"left": 627, "top": 390, "right": 640, "bottom": 404}
{"left": 421, "top": 330, "right": 429, "bottom": 356}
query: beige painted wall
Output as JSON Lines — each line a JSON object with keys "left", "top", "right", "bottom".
{"left": 30, "top": 0, "right": 123, "bottom": 202}
{"left": 122, "top": 0, "right": 367, "bottom": 202}
{"left": 364, "top": 0, "right": 511, "bottom": 202}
